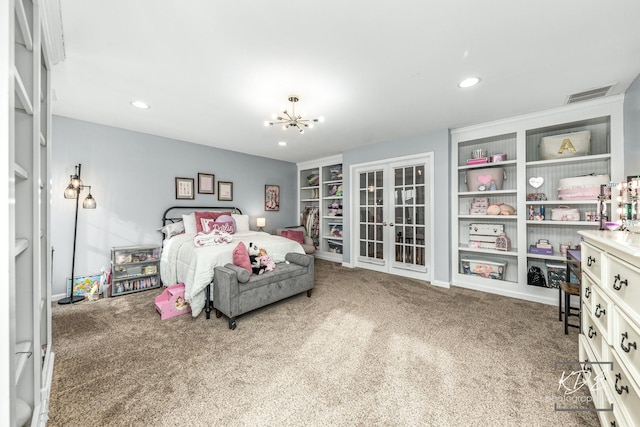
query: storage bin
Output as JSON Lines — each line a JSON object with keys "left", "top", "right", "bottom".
{"left": 546, "top": 263, "right": 567, "bottom": 289}
{"left": 328, "top": 240, "right": 343, "bottom": 254}
{"left": 465, "top": 167, "right": 506, "bottom": 191}
{"left": 539, "top": 130, "right": 590, "bottom": 160}
{"left": 460, "top": 258, "right": 506, "bottom": 280}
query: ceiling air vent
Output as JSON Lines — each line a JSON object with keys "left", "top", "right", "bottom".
{"left": 566, "top": 85, "right": 614, "bottom": 104}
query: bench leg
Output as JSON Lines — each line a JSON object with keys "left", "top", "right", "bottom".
{"left": 307, "top": 289, "right": 312, "bottom": 297}
{"left": 215, "top": 309, "right": 222, "bottom": 318}
{"left": 205, "top": 284, "right": 211, "bottom": 319}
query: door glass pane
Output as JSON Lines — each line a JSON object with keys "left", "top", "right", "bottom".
{"left": 416, "top": 166, "right": 425, "bottom": 184}
{"left": 376, "top": 171, "right": 384, "bottom": 188}
{"left": 395, "top": 168, "right": 403, "bottom": 186}
{"left": 416, "top": 186, "right": 424, "bottom": 204}
{"left": 404, "top": 167, "right": 414, "bottom": 185}
{"left": 415, "top": 207, "right": 425, "bottom": 225}
{"left": 360, "top": 190, "right": 367, "bottom": 205}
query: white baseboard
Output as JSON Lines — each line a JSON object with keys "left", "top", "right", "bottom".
{"left": 430, "top": 280, "right": 451, "bottom": 289}
{"left": 51, "top": 293, "right": 67, "bottom": 302}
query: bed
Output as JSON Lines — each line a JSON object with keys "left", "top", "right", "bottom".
{"left": 159, "top": 206, "right": 305, "bottom": 318}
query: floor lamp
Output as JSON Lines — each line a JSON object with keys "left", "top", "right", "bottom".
{"left": 58, "top": 163, "right": 97, "bottom": 305}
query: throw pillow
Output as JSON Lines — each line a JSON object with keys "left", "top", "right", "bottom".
{"left": 194, "top": 211, "right": 231, "bottom": 233}
{"left": 282, "top": 229, "right": 305, "bottom": 245}
{"left": 182, "top": 213, "right": 197, "bottom": 234}
{"left": 232, "top": 242, "right": 252, "bottom": 275}
{"left": 201, "top": 217, "right": 236, "bottom": 234}
{"left": 157, "top": 221, "right": 185, "bottom": 240}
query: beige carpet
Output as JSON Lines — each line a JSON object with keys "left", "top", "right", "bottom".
{"left": 49, "top": 260, "right": 598, "bottom": 426}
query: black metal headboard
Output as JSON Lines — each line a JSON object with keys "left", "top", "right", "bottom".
{"left": 161, "top": 206, "right": 243, "bottom": 226}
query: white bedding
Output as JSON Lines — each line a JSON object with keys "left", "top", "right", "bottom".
{"left": 160, "top": 231, "right": 305, "bottom": 317}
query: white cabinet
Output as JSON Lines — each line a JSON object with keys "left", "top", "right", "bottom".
{"left": 297, "top": 155, "right": 343, "bottom": 262}
{"left": 5, "top": 0, "right": 58, "bottom": 425}
{"left": 451, "top": 96, "right": 623, "bottom": 304}
{"left": 578, "top": 230, "right": 640, "bottom": 427}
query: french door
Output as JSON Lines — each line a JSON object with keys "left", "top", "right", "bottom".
{"left": 352, "top": 154, "right": 433, "bottom": 281}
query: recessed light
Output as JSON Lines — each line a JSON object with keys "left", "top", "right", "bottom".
{"left": 458, "top": 77, "right": 481, "bottom": 88}
{"left": 278, "top": 141, "right": 287, "bottom": 147}
{"left": 130, "top": 100, "right": 150, "bottom": 109}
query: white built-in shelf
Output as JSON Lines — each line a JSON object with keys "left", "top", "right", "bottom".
{"left": 324, "top": 179, "right": 342, "bottom": 185}
{"left": 323, "top": 196, "right": 343, "bottom": 200}
{"left": 323, "top": 235, "right": 343, "bottom": 240}
{"left": 525, "top": 153, "right": 611, "bottom": 168}
{"left": 15, "top": 341, "right": 33, "bottom": 386}
{"left": 301, "top": 186, "right": 319, "bottom": 190}
{"left": 458, "top": 190, "right": 517, "bottom": 197}
{"left": 458, "top": 246, "right": 518, "bottom": 257}
{"left": 301, "top": 198, "right": 319, "bottom": 203}
{"left": 14, "top": 163, "right": 28, "bottom": 180}
{"left": 457, "top": 160, "right": 518, "bottom": 170}
{"left": 13, "top": 66, "right": 33, "bottom": 115}
{"left": 526, "top": 220, "right": 601, "bottom": 227}
{"left": 15, "top": 239, "right": 29, "bottom": 256}
{"left": 527, "top": 253, "right": 566, "bottom": 262}
{"left": 15, "top": 0, "right": 33, "bottom": 51}
{"left": 323, "top": 216, "right": 343, "bottom": 220}
{"left": 525, "top": 200, "right": 612, "bottom": 205}
{"left": 458, "top": 215, "right": 517, "bottom": 220}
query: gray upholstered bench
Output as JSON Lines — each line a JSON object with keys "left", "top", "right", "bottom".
{"left": 212, "top": 253, "right": 314, "bottom": 329}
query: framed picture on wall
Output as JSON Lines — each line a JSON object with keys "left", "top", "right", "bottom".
{"left": 265, "top": 184, "right": 280, "bottom": 211}
{"left": 198, "top": 173, "right": 215, "bottom": 194}
{"left": 175, "top": 177, "right": 195, "bottom": 200}
{"left": 218, "top": 181, "right": 233, "bottom": 201}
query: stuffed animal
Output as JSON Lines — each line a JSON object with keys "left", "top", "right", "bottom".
{"left": 258, "top": 255, "right": 276, "bottom": 274}
{"left": 247, "top": 243, "right": 262, "bottom": 275}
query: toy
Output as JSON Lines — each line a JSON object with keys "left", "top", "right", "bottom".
{"left": 247, "top": 243, "right": 263, "bottom": 275}
{"left": 257, "top": 255, "right": 276, "bottom": 274}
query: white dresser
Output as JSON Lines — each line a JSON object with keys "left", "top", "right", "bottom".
{"left": 579, "top": 230, "right": 640, "bottom": 427}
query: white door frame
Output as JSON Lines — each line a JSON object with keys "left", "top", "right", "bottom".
{"left": 349, "top": 152, "right": 435, "bottom": 282}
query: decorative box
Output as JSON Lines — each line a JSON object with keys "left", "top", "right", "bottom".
{"left": 460, "top": 258, "right": 506, "bottom": 280}
{"left": 469, "top": 208, "right": 487, "bottom": 215}
{"left": 142, "top": 265, "right": 157, "bottom": 275}
{"left": 539, "top": 130, "right": 591, "bottom": 160}
{"left": 529, "top": 245, "right": 554, "bottom": 255}
{"left": 490, "top": 153, "right": 507, "bottom": 162}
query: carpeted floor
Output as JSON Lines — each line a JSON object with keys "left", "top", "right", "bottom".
{"left": 48, "top": 260, "right": 598, "bottom": 426}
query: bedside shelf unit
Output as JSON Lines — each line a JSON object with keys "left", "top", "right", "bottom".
{"left": 451, "top": 96, "right": 623, "bottom": 305}
{"left": 298, "top": 155, "right": 343, "bottom": 262}
{"left": 110, "top": 245, "right": 162, "bottom": 296}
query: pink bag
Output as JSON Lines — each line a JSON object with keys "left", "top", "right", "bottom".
{"left": 550, "top": 206, "right": 580, "bottom": 221}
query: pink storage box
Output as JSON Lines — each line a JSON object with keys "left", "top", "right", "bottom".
{"left": 465, "top": 167, "right": 506, "bottom": 191}
{"left": 154, "top": 283, "right": 191, "bottom": 320}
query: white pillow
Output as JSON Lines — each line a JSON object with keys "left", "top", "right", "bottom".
{"left": 182, "top": 213, "right": 197, "bottom": 234}
{"left": 232, "top": 214, "right": 250, "bottom": 233}
{"left": 158, "top": 221, "right": 185, "bottom": 240}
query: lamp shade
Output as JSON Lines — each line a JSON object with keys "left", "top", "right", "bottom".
{"left": 257, "top": 218, "right": 266, "bottom": 228}
{"left": 82, "top": 193, "right": 97, "bottom": 209}
{"left": 64, "top": 183, "right": 78, "bottom": 199}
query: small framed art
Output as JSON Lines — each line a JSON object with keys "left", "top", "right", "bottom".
{"left": 265, "top": 184, "right": 280, "bottom": 211}
{"left": 198, "top": 173, "right": 215, "bottom": 194}
{"left": 218, "top": 181, "right": 233, "bottom": 201}
{"left": 175, "top": 177, "right": 195, "bottom": 200}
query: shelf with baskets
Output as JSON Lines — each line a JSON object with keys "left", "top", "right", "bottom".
{"left": 110, "top": 245, "right": 162, "bottom": 296}
{"left": 452, "top": 96, "right": 624, "bottom": 304}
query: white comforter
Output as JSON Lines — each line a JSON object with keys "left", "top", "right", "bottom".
{"left": 160, "top": 231, "right": 305, "bottom": 317}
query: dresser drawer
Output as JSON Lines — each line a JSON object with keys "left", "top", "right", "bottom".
{"left": 606, "top": 254, "right": 640, "bottom": 324}
{"left": 600, "top": 383, "right": 630, "bottom": 427}
{"left": 613, "top": 306, "right": 640, "bottom": 387}
{"left": 606, "top": 349, "right": 640, "bottom": 426}
{"left": 582, "top": 273, "right": 595, "bottom": 314}
{"left": 578, "top": 334, "right": 604, "bottom": 409}
{"left": 591, "top": 285, "right": 613, "bottom": 344}
{"left": 582, "top": 242, "right": 603, "bottom": 284}
{"left": 583, "top": 310, "right": 607, "bottom": 361}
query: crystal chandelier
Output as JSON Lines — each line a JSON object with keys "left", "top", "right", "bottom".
{"left": 264, "top": 95, "right": 324, "bottom": 134}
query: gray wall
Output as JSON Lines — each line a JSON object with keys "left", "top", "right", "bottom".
{"left": 624, "top": 73, "right": 640, "bottom": 176}
{"left": 51, "top": 116, "right": 297, "bottom": 297}
{"left": 341, "top": 129, "right": 451, "bottom": 285}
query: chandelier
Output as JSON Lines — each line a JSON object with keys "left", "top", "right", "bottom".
{"left": 264, "top": 95, "right": 324, "bottom": 134}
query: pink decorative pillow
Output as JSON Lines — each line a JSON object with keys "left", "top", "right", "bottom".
{"left": 282, "top": 229, "right": 304, "bottom": 245}
{"left": 232, "top": 242, "right": 252, "bottom": 275}
{"left": 201, "top": 217, "right": 236, "bottom": 234}
{"left": 194, "top": 211, "right": 231, "bottom": 233}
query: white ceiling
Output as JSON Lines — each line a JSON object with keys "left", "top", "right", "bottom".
{"left": 52, "top": 0, "right": 640, "bottom": 163}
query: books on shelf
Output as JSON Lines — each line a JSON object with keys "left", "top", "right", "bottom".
{"left": 467, "top": 157, "right": 488, "bottom": 165}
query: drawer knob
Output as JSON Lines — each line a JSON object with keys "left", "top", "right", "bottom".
{"left": 585, "top": 287, "right": 591, "bottom": 298}
{"left": 612, "top": 274, "right": 628, "bottom": 291}
{"left": 594, "top": 304, "right": 606, "bottom": 318}
{"left": 615, "top": 373, "right": 629, "bottom": 395}
{"left": 621, "top": 332, "right": 637, "bottom": 353}
{"left": 587, "top": 256, "right": 596, "bottom": 267}
{"left": 588, "top": 326, "right": 597, "bottom": 339}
